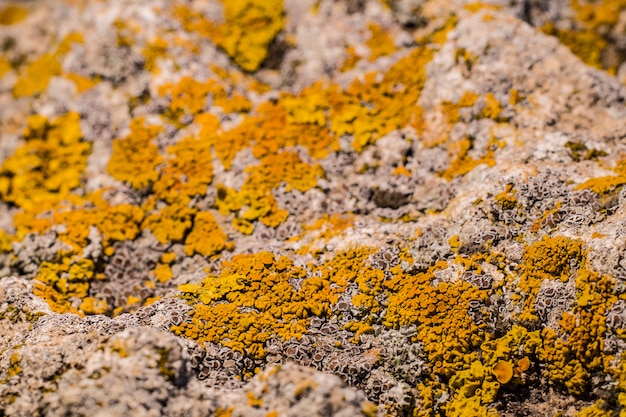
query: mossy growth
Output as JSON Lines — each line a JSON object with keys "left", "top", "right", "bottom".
{"left": 1, "top": 352, "right": 22, "bottom": 383}
{"left": 565, "top": 141, "right": 607, "bottom": 162}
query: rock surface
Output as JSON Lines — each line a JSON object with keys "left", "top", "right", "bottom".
{"left": 1, "top": 0, "right": 626, "bottom": 416}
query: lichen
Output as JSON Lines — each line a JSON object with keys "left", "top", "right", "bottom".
{"left": 366, "top": 23, "right": 396, "bottom": 61}
{"left": 106, "top": 117, "right": 163, "bottom": 190}
{"left": 13, "top": 32, "right": 83, "bottom": 97}
{"left": 175, "top": 0, "right": 285, "bottom": 72}
{"left": 0, "top": 5, "right": 28, "bottom": 26}
{"left": 0, "top": 112, "right": 90, "bottom": 211}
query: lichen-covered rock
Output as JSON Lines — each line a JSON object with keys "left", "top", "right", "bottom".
{"left": 1, "top": 0, "right": 626, "bottom": 416}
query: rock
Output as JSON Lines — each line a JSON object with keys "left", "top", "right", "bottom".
{"left": 1, "top": 0, "right": 626, "bottom": 416}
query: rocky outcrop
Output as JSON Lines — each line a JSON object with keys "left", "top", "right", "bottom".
{"left": 1, "top": 1, "right": 626, "bottom": 416}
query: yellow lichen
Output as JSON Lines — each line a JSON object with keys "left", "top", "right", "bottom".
{"left": 33, "top": 252, "right": 106, "bottom": 316}
{"left": 152, "top": 263, "right": 173, "bottom": 283}
{"left": 143, "top": 36, "right": 169, "bottom": 73}
{"left": 328, "top": 46, "right": 434, "bottom": 152}
{"left": 0, "top": 5, "right": 28, "bottom": 25}
{"left": 176, "top": 0, "right": 285, "bottom": 72}
{"left": 479, "top": 93, "right": 502, "bottom": 120}
{"left": 366, "top": 23, "right": 396, "bottom": 61}
{"left": 517, "top": 236, "right": 583, "bottom": 321}
{"left": 217, "top": 0, "right": 285, "bottom": 72}
{"left": 107, "top": 117, "right": 163, "bottom": 190}
{"left": 439, "top": 135, "right": 496, "bottom": 181}
{"left": 2, "top": 352, "right": 22, "bottom": 383}
{"left": 184, "top": 211, "right": 232, "bottom": 257}
{"left": 174, "top": 252, "right": 340, "bottom": 361}
{"left": 153, "top": 135, "right": 214, "bottom": 205}
{"left": 142, "top": 203, "right": 196, "bottom": 244}
{"left": 13, "top": 33, "right": 83, "bottom": 97}
{"left": 540, "top": 267, "right": 616, "bottom": 395}
{"left": 0, "top": 112, "right": 90, "bottom": 211}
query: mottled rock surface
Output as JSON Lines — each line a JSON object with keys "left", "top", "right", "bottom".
{"left": 1, "top": 1, "right": 626, "bottom": 416}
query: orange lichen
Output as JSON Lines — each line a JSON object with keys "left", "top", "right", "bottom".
{"left": 295, "top": 214, "right": 354, "bottom": 253}
{"left": 174, "top": 0, "right": 285, "bottom": 72}
{"left": 366, "top": 23, "right": 396, "bottom": 61}
{"left": 0, "top": 56, "right": 10, "bottom": 78}
{"left": 328, "top": 46, "right": 434, "bottom": 152}
{"left": 458, "top": 91, "right": 479, "bottom": 107}
{"left": 439, "top": 135, "right": 496, "bottom": 181}
{"left": 340, "top": 46, "right": 362, "bottom": 72}
{"left": 517, "top": 236, "right": 583, "bottom": 321}
{"left": 142, "top": 203, "right": 196, "bottom": 244}
{"left": 184, "top": 210, "right": 232, "bottom": 257}
{"left": 63, "top": 73, "right": 100, "bottom": 93}
{"left": 479, "top": 93, "right": 502, "bottom": 120}
{"left": 0, "top": 230, "right": 14, "bottom": 253}
{"left": 107, "top": 117, "right": 163, "bottom": 189}
{"left": 153, "top": 135, "right": 214, "bottom": 205}
{"left": 174, "top": 252, "right": 340, "bottom": 361}
{"left": 426, "top": 15, "right": 458, "bottom": 45}
{"left": 0, "top": 5, "right": 28, "bottom": 25}
{"left": 159, "top": 76, "right": 212, "bottom": 122}
{"left": 463, "top": 2, "right": 503, "bottom": 12}
{"left": 384, "top": 260, "right": 489, "bottom": 378}
{"left": 491, "top": 361, "right": 513, "bottom": 384}
{"left": 540, "top": 267, "right": 616, "bottom": 395}
{"left": 2, "top": 352, "right": 22, "bottom": 384}
{"left": 444, "top": 325, "right": 540, "bottom": 414}
{"left": 13, "top": 33, "right": 83, "bottom": 97}
{"left": 160, "top": 74, "right": 252, "bottom": 120}
{"left": 215, "top": 151, "right": 323, "bottom": 232}
{"left": 143, "top": 36, "right": 169, "bottom": 73}
{"left": 575, "top": 175, "right": 626, "bottom": 194}
{"left": 0, "top": 112, "right": 90, "bottom": 211}
{"left": 33, "top": 252, "right": 107, "bottom": 316}
{"left": 392, "top": 166, "right": 412, "bottom": 177}
{"left": 494, "top": 184, "right": 517, "bottom": 211}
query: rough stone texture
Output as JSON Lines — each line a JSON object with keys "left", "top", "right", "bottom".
{"left": 1, "top": 0, "right": 626, "bottom": 416}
